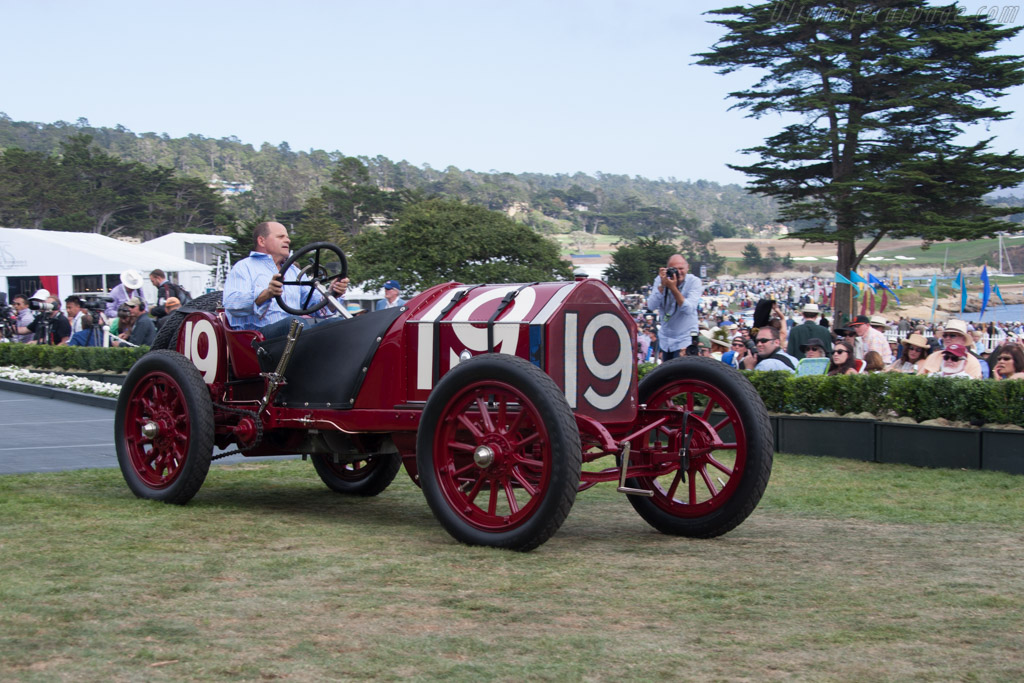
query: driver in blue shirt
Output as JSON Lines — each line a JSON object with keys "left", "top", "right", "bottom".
{"left": 223, "top": 221, "right": 349, "bottom": 338}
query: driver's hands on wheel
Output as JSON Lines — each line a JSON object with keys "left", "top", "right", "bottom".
{"left": 330, "top": 277, "right": 349, "bottom": 298}
{"left": 257, "top": 273, "right": 348, "bottom": 311}
{"left": 256, "top": 273, "right": 284, "bottom": 306}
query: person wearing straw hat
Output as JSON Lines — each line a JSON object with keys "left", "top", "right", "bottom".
{"left": 885, "top": 333, "right": 930, "bottom": 374}
{"left": 709, "top": 328, "right": 732, "bottom": 362}
{"left": 786, "top": 302, "right": 832, "bottom": 360}
{"left": 105, "top": 269, "right": 147, "bottom": 318}
{"left": 920, "top": 319, "right": 983, "bottom": 378}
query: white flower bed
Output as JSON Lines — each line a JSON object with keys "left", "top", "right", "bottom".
{"left": 0, "top": 366, "right": 120, "bottom": 398}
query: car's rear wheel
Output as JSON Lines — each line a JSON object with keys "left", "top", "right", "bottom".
{"left": 311, "top": 453, "right": 401, "bottom": 496}
{"left": 115, "top": 350, "right": 215, "bottom": 504}
{"left": 626, "top": 357, "right": 772, "bottom": 537}
{"left": 417, "top": 354, "right": 581, "bottom": 551}
{"left": 150, "top": 290, "right": 223, "bottom": 351}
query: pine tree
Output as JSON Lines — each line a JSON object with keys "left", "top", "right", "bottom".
{"left": 697, "top": 1, "right": 1024, "bottom": 322}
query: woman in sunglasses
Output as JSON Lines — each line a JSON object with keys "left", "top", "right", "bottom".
{"left": 992, "top": 344, "right": 1024, "bottom": 380}
{"left": 885, "top": 333, "right": 930, "bottom": 375}
{"left": 827, "top": 341, "right": 859, "bottom": 376}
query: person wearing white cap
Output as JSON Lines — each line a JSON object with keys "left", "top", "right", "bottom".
{"left": 105, "top": 269, "right": 147, "bottom": 319}
{"left": 786, "top": 302, "right": 832, "bottom": 360}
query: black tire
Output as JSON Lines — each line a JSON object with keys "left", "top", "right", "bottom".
{"left": 627, "top": 357, "right": 772, "bottom": 538}
{"left": 115, "top": 350, "right": 215, "bottom": 504}
{"left": 417, "top": 354, "right": 582, "bottom": 551}
{"left": 311, "top": 452, "right": 402, "bottom": 496}
{"left": 150, "top": 290, "right": 223, "bottom": 351}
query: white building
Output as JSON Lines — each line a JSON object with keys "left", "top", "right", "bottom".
{"left": 0, "top": 227, "right": 211, "bottom": 303}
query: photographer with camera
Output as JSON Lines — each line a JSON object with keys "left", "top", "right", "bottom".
{"left": 645, "top": 254, "right": 702, "bottom": 362}
{"left": 16, "top": 291, "right": 71, "bottom": 346}
{"left": 8, "top": 294, "right": 35, "bottom": 343}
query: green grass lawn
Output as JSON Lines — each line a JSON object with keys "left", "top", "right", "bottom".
{"left": 2, "top": 456, "right": 1023, "bottom": 681}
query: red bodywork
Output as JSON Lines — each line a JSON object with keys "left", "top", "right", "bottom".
{"left": 173, "top": 279, "right": 650, "bottom": 482}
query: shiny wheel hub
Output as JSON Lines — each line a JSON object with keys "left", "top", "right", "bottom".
{"left": 473, "top": 445, "right": 495, "bottom": 468}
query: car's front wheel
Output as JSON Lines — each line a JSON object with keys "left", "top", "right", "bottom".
{"left": 417, "top": 354, "right": 582, "bottom": 551}
{"left": 115, "top": 350, "right": 215, "bottom": 504}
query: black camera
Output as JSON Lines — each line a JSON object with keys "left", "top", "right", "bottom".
{"left": 665, "top": 267, "right": 679, "bottom": 279}
{"left": 0, "top": 304, "right": 16, "bottom": 340}
{"left": 81, "top": 294, "right": 112, "bottom": 311}
{"left": 28, "top": 299, "right": 56, "bottom": 312}
{"left": 744, "top": 338, "right": 758, "bottom": 353}
{"left": 80, "top": 294, "right": 112, "bottom": 326}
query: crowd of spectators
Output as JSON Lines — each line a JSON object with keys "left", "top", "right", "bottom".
{"left": 1, "top": 269, "right": 188, "bottom": 348}
{"left": 638, "top": 272, "right": 1024, "bottom": 382}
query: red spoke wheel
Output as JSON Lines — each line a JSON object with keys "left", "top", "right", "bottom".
{"left": 115, "top": 350, "right": 215, "bottom": 504}
{"left": 417, "top": 355, "right": 581, "bottom": 551}
{"left": 627, "top": 357, "right": 772, "bottom": 537}
{"left": 311, "top": 452, "right": 402, "bottom": 496}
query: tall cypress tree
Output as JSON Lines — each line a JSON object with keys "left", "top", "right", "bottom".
{"left": 697, "top": 1, "right": 1024, "bottom": 323}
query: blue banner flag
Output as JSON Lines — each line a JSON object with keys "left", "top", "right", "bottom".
{"left": 979, "top": 265, "right": 991, "bottom": 320}
{"left": 848, "top": 270, "right": 871, "bottom": 290}
{"left": 994, "top": 283, "right": 1006, "bottom": 306}
{"left": 930, "top": 275, "right": 938, "bottom": 324}
{"left": 960, "top": 272, "right": 968, "bottom": 313}
{"left": 951, "top": 270, "right": 962, "bottom": 291}
{"left": 869, "top": 273, "right": 901, "bottom": 305}
{"left": 835, "top": 271, "right": 860, "bottom": 297}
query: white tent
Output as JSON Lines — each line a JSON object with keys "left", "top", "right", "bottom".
{"left": 0, "top": 227, "right": 211, "bottom": 303}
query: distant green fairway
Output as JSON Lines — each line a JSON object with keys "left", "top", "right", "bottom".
{"left": 556, "top": 232, "right": 1024, "bottom": 271}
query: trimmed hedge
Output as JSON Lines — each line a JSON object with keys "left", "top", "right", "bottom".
{"left": 0, "top": 344, "right": 148, "bottom": 373}
{"left": 3, "top": 349, "right": 1021, "bottom": 425}
{"left": 745, "top": 371, "right": 1024, "bottom": 425}
{"left": 636, "top": 361, "right": 1024, "bottom": 425}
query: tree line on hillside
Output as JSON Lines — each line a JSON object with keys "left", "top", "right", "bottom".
{"left": 0, "top": 134, "right": 231, "bottom": 236}
{"left": 0, "top": 113, "right": 780, "bottom": 236}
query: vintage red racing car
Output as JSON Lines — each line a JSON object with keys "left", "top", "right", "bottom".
{"left": 115, "top": 243, "right": 773, "bottom": 551}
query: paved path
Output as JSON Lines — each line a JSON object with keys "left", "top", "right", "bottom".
{"left": 0, "top": 386, "right": 296, "bottom": 475}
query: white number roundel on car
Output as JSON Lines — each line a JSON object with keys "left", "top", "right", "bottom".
{"left": 183, "top": 319, "right": 219, "bottom": 383}
{"left": 564, "top": 312, "right": 631, "bottom": 411}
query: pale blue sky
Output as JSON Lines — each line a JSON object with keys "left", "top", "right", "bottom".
{"left": 2, "top": 1, "right": 1022, "bottom": 185}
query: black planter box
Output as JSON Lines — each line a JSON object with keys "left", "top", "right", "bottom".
{"left": 980, "top": 430, "right": 1024, "bottom": 475}
{"left": 875, "top": 422, "right": 981, "bottom": 470}
{"left": 776, "top": 416, "right": 876, "bottom": 462}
